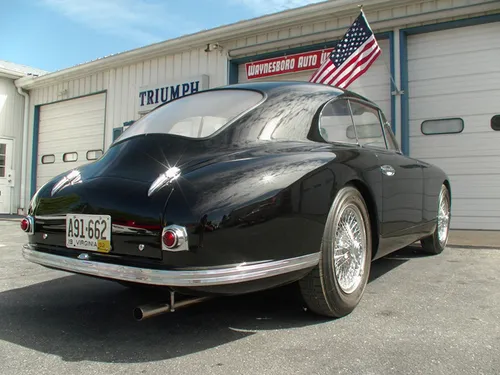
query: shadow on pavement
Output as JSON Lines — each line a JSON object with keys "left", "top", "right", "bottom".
{"left": 0, "top": 246, "right": 421, "bottom": 363}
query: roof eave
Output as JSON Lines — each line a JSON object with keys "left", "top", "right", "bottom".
{"left": 0, "top": 67, "right": 24, "bottom": 80}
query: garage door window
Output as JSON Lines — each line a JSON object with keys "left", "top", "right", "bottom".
{"left": 86, "top": 150, "right": 103, "bottom": 160}
{"left": 421, "top": 118, "right": 464, "bottom": 135}
{"left": 63, "top": 152, "right": 78, "bottom": 162}
{"left": 491, "top": 115, "right": 500, "bottom": 131}
{"left": 41, "top": 154, "right": 55, "bottom": 164}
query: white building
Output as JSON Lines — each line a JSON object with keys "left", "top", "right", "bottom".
{"left": 5, "top": 0, "right": 500, "bottom": 230}
{"left": 0, "top": 60, "right": 48, "bottom": 215}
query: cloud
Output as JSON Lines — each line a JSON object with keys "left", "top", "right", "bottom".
{"left": 231, "top": 0, "right": 325, "bottom": 15}
{"left": 41, "top": 0, "right": 197, "bottom": 45}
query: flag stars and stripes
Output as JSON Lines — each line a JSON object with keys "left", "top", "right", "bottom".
{"left": 309, "top": 11, "right": 382, "bottom": 89}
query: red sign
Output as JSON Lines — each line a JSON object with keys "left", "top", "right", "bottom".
{"left": 245, "top": 48, "right": 334, "bottom": 80}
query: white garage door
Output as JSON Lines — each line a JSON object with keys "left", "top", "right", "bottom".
{"left": 408, "top": 22, "right": 500, "bottom": 230}
{"left": 237, "top": 39, "right": 392, "bottom": 123}
{"left": 37, "top": 93, "right": 106, "bottom": 189}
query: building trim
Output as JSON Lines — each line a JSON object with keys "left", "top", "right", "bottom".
{"left": 33, "top": 90, "right": 107, "bottom": 107}
{"left": 30, "top": 105, "right": 40, "bottom": 199}
{"left": 388, "top": 31, "right": 396, "bottom": 134}
{"left": 30, "top": 91, "right": 108, "bottom": 198}
{"left": 399, "top": 13, "right": 500, "bottom": 156}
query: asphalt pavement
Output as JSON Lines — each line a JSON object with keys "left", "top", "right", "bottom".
{"left": 0, "top": 220, "right": 499, "bottom": 375}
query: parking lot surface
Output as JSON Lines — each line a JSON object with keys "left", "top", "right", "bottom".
{"left": 1, "top": 220, "right": 499, "bottom": 375}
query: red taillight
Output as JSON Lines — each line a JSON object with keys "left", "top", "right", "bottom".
{"left": 162, "top": 230, "right": 177, "bottom": 248}
{"left": 20, "top": 218, "right": 30, "bottom": 232}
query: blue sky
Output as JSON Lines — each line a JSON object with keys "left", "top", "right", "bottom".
{"left": 1, "top": 0, "right": 322, "bottom": 73}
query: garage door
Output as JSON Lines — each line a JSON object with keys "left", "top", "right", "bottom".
{"left": 408, "top": 22, "right": 500, "bottom": 230}
{"left": 37, "top": 93, "right": 106, "bottom": 189}
{"left": 237, "top": 39, "right": 392, "bottom": 123}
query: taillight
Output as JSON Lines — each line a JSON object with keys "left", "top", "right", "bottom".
{"left": 161, "top": 225, "right": 188, "bottom": 251}
{"left": 20, "top": 218, "right": 30, "bottom": 232}
{"left": 20, "top": 216, "right": 34, "bottom": 234}
{"left": 162, "top": 230, "right": 177, "bottom": 248}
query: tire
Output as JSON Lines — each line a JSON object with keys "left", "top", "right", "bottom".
{"left": 420, "top": 184, "right": 451, "bottom": 255}
{"left": 299, "top": 185, "right": 372, "bottom": 318}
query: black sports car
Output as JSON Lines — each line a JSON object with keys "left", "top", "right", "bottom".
{"left": 21, "top": 81, "right": 451, "bottom": 320}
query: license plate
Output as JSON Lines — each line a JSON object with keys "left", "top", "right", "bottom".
{"left": 66, "top": 214, "right": 112, "bottom": 253}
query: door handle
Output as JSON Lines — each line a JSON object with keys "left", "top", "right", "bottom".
{"left": 380, "top": 165, "right": 395, "bottom": 176}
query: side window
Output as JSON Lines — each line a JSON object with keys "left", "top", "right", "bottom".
{"left": 318, "top": 99, "right": 357, "bottom": 144}
{"left": 349, "top": 101, "right": 387, "bottom": 149}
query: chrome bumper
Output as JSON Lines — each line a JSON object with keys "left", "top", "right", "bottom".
{"left": 22, "top": 245, "right": 319, "bottom": 287}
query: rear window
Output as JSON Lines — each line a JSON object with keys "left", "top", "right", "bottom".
{"left": 114, "top": 89, "right": 264, "bottom": 143}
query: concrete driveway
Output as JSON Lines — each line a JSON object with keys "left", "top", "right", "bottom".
{"left": 0, "top": 220, "right": 499, "bottom": 375}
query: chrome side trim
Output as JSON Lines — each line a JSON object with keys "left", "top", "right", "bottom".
{"left": 21, "top": 245, "right": 319, "bottom": 287}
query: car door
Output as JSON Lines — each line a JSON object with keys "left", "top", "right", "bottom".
{"left": 348, "top": 100, "right": 424, "bottom": 241}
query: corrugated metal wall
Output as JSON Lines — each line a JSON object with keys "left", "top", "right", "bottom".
{"left": 0, "top": 77, "right": 25, "bottom": 212}
{"left": 226, "top": 0, "right": 494, "bottom": 55}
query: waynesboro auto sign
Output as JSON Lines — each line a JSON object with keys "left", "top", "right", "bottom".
{"left": 245, "top": 48, "right": 334, "bottom": 80}
{"left": 138, "top": 75, "right": 209, "bottom": 113}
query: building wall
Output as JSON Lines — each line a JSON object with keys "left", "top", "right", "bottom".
{"left": 225, "top": 0, "right": 498, "bottom": 57}
{"left": 0, "top": 77, "right": 25, "bottom": 213}
{"left": 22, "top": 46, "right": 227, "bottom": 210}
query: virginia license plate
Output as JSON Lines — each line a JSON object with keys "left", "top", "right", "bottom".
{"left": 66, "top": 214, "right": 112, "bottom": 253}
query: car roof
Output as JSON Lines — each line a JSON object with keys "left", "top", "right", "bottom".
{"left": 213, "top": 80, "right": 375, "bottom": 106}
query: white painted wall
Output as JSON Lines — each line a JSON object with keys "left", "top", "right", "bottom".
{"left": 0, "top": 77, "right": 25, "bottom": 213}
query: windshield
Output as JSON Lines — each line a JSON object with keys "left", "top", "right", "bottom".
{"left": 114, "top": 89, "right": 264, "bottom": 143}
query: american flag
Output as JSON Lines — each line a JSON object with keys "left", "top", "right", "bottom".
{"left": 309, "top": 11, "right": 381, "bottom": 88}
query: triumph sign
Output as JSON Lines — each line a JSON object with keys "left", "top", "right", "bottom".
{"left": 138, "top": 75, "right": 209, "bottom": 113}
{"left": 245, "top": 48, "right": 334, "bottom": 80}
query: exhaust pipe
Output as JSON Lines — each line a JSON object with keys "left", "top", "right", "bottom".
{"left": 133, "top": 296, "right": 212, "bottom": 321}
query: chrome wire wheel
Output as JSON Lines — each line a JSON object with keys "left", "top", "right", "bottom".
{"left": 437, "top": 187, "right": 451, "bottom": 246}
{"left": 333, "top": 203, "right": 367, "bottom": 294}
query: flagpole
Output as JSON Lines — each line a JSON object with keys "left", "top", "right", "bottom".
{"left": 357, "top": 4, "right": 403, "bottom": 95}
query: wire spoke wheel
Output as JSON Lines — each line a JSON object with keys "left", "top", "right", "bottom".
{"left": 437, "top": 187, "right": 450, "bottom": 246}
{"left": 333, "top": 204, "right": 367, "bottom": 294}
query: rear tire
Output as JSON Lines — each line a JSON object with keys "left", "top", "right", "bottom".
{"left": 299, "top": 186, "right": 372, "bottom": 318}
{"left": 420, "top": 184, "right": 450, "bottom": 255}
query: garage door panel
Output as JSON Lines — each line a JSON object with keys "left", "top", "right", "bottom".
{"left": 447, "top": 175, "right": 500, "bottom": 199}
{"left": 409, "top": 72, "right": 500, "bottom": 99}
{"left": 417, "top": 156, "right": 500, "bottom": 176}
{"left": 39, "top": 111, "right": 105, "bottom": 130}
{"left": 38, "top": 127, "right": 104, "bottom": 144}
{"left": 452, "top": 198, "right": 500, "bottom": 217}
{"left": 451, "top": 216, "right": 499, "bottom": 230}
{"left": 409, "top": 90, "right": 499, "bottom": 120}
{"left": 408, "top": 22, "right": 500, "bottom": 60}
{"left": 408, "top": 50, "right": 499, "bottom": 82}
{"left": 36, "top": 93, "right": 106, "bottom": 190}
{"left": 410, "top": 133, "right": 500, "bottom": 159}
